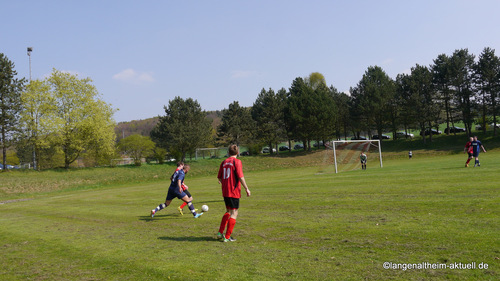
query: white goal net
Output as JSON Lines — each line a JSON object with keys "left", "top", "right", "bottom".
{"left": 331, "top": 140, "right": 383, "bottom": 173}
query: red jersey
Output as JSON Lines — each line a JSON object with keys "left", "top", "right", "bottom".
{"left": 218, "top": 157, "right": 244, "bottom": 198}
{"left": 465, "top": 141, "right": 473, "bottom": 153}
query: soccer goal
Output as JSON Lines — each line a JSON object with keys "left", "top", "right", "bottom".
{"left": 331, "top": 140, "right": 383, "bottom": 173}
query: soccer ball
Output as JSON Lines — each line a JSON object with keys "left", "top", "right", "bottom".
{"left": 201, "top": 205, "right": 209, "bottom": 212}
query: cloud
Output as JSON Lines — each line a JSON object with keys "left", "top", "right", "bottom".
{"left": 231, "top": 70, "right": 259, "bottom": 79}
{"left": 113, "top": 68, "right": 155, "bottom": 83}
{"left": 381, "top": 58, "right": 394, "bottom": 65}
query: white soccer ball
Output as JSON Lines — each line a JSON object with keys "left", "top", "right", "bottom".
{"left": 201, "top": 205, "right": 209, "bottom": 212}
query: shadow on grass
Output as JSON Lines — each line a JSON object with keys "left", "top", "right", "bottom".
{"left": 137, "top": 214, "right": 181, "bottom": 222}
{"left": 158, "top": 236, "right": 215, "bottom": 242}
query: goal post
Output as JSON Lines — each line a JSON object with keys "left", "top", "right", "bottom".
{"left": 332, "top": 140, "right": 383, "bottom": 173}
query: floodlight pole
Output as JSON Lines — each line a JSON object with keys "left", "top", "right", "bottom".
{"left": 27, "top": 47, "right": 36, "bottom": 170}
{"left": 27, "top": 47, "right": 33, "bottom": 81}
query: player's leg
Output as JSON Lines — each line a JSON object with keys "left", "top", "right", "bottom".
{"left": 178, "top": 190, "right": 192, "bottom": 215}
{"left": 223, "top": 197, "right": 239, "bottom": 242}
{"left": 466, "top": 154, "right": 472, "bottom": 167}
{"left": 224, "top": 208, "right": 238, "bottom": 241}
{"left": 217, "top": 209, "right": 231, "bottom": 239}
{"left": 180, "top": 194, "right": 202, "bottom": 218}
{"left": 151, "top": 199, "right": 172, "bottom": 217}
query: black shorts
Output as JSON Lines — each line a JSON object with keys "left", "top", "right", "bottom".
{"left": 468, "top": 152, "right": 473, "bottom": 158}
{"left": 224, "top": 197, "right": 240, "bottom": 210}
{"left": 473, "top": 152, "right": 479, "bottom": 158}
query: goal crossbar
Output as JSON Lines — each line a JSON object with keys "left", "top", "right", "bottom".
{"left": 332, "top": 140, "right": 383, "bottom": 173}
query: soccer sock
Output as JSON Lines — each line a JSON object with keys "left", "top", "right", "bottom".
{"left": 187, "top": 202, "right": 197, "bottom": 216}
{"left": 225, "top": 218, "right": 236, "bottom": 239}
{"left": 219, "top": 213, "right": 230, "bottom": 234}
{"left": 154, "top": 203, "right": 166, "bottom": 212}
{"left": 179, "top": 202, "right": 187, "bottom": 209}
{"left": 466, "top": 159, "right": 471, "bottom": 164}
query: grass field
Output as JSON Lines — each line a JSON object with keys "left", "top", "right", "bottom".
{"left": 1, "top": 148, "right": 499, "bottom": 280}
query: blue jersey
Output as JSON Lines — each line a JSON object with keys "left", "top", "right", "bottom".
{"left": 471, "top": 140, "right": 482, "bottom": 154}
{"left": 169, "top": 169, "right": 185, "bottom": 190}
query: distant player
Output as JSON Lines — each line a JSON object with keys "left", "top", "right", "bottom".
{"left": 216, "top": 144, "right": 251, "bottom": 242}
{"left": 408, "top": 150, "right": 412, "bottom": 159}
{"left": 150, "top": 164, "right": 203, "bottom": 218}
{"left": 464, "top": 137, "right": 474, "bottom": 167}
{"left": 360, "top": 152, "right": 367, "bottom": 170}
{"left": 471, "top": 136, "right": 486, "bottom": 167}
{"left": 170, "top": 162, "right": 197, "bottom": 215}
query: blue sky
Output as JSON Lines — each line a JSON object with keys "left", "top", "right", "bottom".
{"left": 2, "top": 0, "right": 500, "bottom": 122}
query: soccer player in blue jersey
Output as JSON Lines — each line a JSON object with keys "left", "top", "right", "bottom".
{"left": 150, "top": 164, "right": 203, "bottom": 218}
{"left": 471, "top": 136, "right": 486, "bottom": 167}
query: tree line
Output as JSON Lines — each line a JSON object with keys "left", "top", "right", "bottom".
{"left": 0, "top": 54, "right": 116, "bottom": 170}
{"left": 1, "top": 47, "right": 499, "bottom": 168}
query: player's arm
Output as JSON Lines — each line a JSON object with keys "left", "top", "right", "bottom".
{"left": 177, "top": 179, "right": 183, "bottom": 193}
{"left": 239, "top": 177, "right": 251, "bottom": 197}
{"left": 481, "top": 145, "right": 486, "bottom": 152}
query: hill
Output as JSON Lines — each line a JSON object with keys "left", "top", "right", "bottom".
{"left": 115, "top": 111, "right": 222, "bottom": 141}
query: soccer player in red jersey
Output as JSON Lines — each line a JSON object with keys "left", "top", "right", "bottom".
{"left": 464, "top": 137, "right": 474, "bottom": 167}
{"left": 216, "top": 144, "right": 251, "bottom": 242}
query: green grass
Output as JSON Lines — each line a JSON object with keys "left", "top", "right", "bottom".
{"left": 1, "top": 150, "right": 499, "bottom": 280}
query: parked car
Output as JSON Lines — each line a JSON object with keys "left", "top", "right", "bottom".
{"left": 279, "top": 145, "right": 289, "bottom": 151}
{"left": 313, "top": 141, "right": 324, "bottom": 147}
{"left": 0, "top": 163, "right": 17, "bottom": 170}
{"left": 293, "top": 143, "right": 304, "bottom": 150}
{"left": 476, "top": 123, "right": 500, "bottom": 130}
{"left": 372, "top": 134, "right": 391, "bottom": 139}
{"left": 444, "top": 126, "right": 466, "bottom": 134}
{"left": 351, "top": 136, "right": 367, "bottom": 140}
{"left": 261, "top": 147, "right": 276, "bottom": 153}
{"left": 420, "top": 129, "right": 442, "bottom": 135}
{"left": 396, "top": 132, "right": 414, "bottom": 139}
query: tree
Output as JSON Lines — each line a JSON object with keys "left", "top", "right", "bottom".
{"left": 352, "top": 66, "right": 396, "bottom": 140}
{"left": 151, "top": 97, "right": 211, "bottom": 161}
{"left": 18, "top": 79, "right": 55, "bottom": 169}
{"left": 475, "top": 47, "right": 500, "bottom": 136}
{"left": 47, "top": 69, "right": 117, "bottom": 169}
{"left": 218, "top": 101, "right": 254, "bottom": 147}
{"left": 0, "top": 53, "right": 25, "bottom": 171}
{"left": 285, "top": 77, "right": 316, "bottom": 150}
{"left": 118, "top": 134, "right": 155, "bottom": 166}
{"left": 331, "top": 89, "right": 351, "bottom": 140}
{"left": 251, "top": 88, "right": 285, "bottom": 154}
{"left": 431, "top": 54, "right": 455, "bottom": 135}
{"left": 449, "top": 49, "right": 476, "bottom": 136}
{"left": 305, "top": 72, "right": 327, "bottom": 90}
{"left": 405, "top": 64, "right": 439, "bottom": 143}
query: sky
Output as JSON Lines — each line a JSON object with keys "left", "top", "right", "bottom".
{"left": 2, "top": 0, "right": 500, "bottom": 122}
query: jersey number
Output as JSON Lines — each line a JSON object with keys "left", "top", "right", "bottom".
{"left": 223, "top": 168, "right": 232, "bottom": 179}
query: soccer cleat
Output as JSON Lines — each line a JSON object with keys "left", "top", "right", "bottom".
{"left": 150, "top": 210, "right": 156, "bottom": 218}
{"left": 223, "top": 236, "right": 236, "bottom": 242}
{"left": 478, "top": 163, "right": 481, "bottom": 167}
{"left": 465, "top": 164, "right": 468, "bottom": 167}
{"left": 177, "top": 206, "right": 183, "bottom": 216}
{"left": 216, "top": 232, "right": 224, "bottom": 240}
{"left": 194, "top": 213, "right": 203, "bottom": 218}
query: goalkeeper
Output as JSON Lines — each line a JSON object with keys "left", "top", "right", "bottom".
{"left": 360, "top": 152, "right": 367, "bottom": 170}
